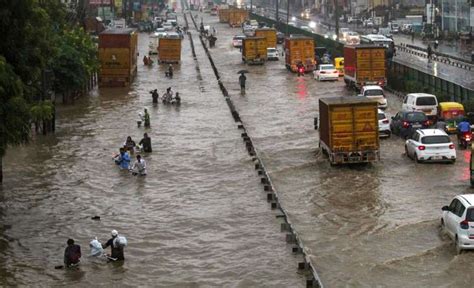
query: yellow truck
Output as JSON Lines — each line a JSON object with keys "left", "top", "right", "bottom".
{"left": 98, "top": 28, "right": 138, "bottom": 87}
{"left": 255, "top": 28, "right": 277, "bottom": 48}
{"left": 158, "top": 36, "right": 182, "bottom": 63}
{"left": 284, "top": 35, "right": 316, "bottom": 72}
{"left": 343, "top": 45, "right": 386, "bottom": 89}
{"left": 218, "top": 8, "right": 230, "bottom": 23}
{"left": 317, "top": 97, "right": 379, "bottom": 165}
{"left": 242, "top": 37, "right": 267, "bottom": 64}
{"left": 228, "top": 9, "right": 248, "bottom": 27}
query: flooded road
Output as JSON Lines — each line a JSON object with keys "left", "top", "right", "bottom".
{"left": 200, "top": 12, "right": 474, "bottom": 287}
{"left": 0, "top": 12, "right": 306, "bottom": 287}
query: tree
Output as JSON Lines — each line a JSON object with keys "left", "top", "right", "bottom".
{"left": 0, "top": 57, "right": 30, "bottom": 183}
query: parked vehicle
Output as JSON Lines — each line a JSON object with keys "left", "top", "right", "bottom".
{"left": 313, "top": 64, "right": 339, "bottom": 81}
{"left": 390, "top": 111, "right": 430, "bottom": 138}
{"left": 345, "top": 31, "right": 360, "bottom": 45}
{"left": 358, "top": 85, "right": 387, "bottom": 109}
{"left": 378, "top": 109, "right": 391, "bottom": 138}
{"left": 401, "top": 93, "right": 438, "bottom": 121}
{"left": 343, "top": 45, "right": 386, "bottom": 89}
{"left": 266, "top": 47, "right": 279, "bottom": 60}
{"left": 232, "top": 35, "right": 246, "bottom": 47}
{"left": 242, "top": 37, "right": 267, "bottom": 64}
{"left": 441, "top": 194, "right": 474, "bottom": 253}
{"left": 405, "top": 129, "right": 456, "bottom": 163}
{"left": 334, "top": 57, "right": 344, "bottom": 76}
{"left": 438, "top": 102, "right": 465, "bottom": 134}
{"left": 285, "top": 35, "right": 316, "bottom": 72}
{"left": 317, "top": 97, "right": 379, "bottom": 165}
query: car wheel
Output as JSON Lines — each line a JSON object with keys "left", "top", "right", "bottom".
{"left": 415, "top": 153, "right": 422, "bottom": 163}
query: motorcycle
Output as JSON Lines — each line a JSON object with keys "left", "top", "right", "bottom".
{"left": 165, "top": 70, "right": 173, "bottom": 78}
{"left": 458, "top": 131, "right": 472, "bottom": 149}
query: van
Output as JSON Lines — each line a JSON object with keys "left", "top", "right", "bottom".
{"left": 402, "top": 93, "right": 438, "bottom": 120}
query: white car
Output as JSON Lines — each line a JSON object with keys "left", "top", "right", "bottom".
{"left": 359, "top": 85, "right": 387, "bottom": 109}
{"left": 345, "top": 31, "right": 360, "bottom": 45}
{"left": 441, "top": 194, "right": 474, "bottom": 253}
{"left": 405, "top": 129, "right": 456, "bottom": 163}
{"left": 266, "top": 47, "right": 279, "bottom": 60}
{"left": 162, "top": 22, "right": 173, "bottom": 31}
{"left": 378, "top": 109, "right": 391, "bottom": 138}
{"left": 313, "top": 64, "right": 339, "bottom": 81}
{"left": 232, "top": 35, "right": 245, "bottom": 47}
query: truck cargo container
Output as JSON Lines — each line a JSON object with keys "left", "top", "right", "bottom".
{"left": 228, "top": 9, "right": 248, "bottom": 27}
{"left": 158, "top": 35, "right": 182, "bottom": 63}
{"left": 343, "top": 45, "right": 386, "bottom": 90}
{"left": 255, "top": 28, "right": 277, "bottom": 48}
{"left": 218, "top": 9, "right": 230, "bottom": 23}
{"left": 242, "top": 37, "right": 267, "bottom": 64}
{"left": 98, "top": 28, "right": 138, "bottom": 87}
{"left": 318, "top": 97, "right": 379, "bottom": 165}
{"left": 284, "top": 35, "right": 316, "bottom": 72}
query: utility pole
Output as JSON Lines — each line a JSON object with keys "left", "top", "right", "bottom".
{"left": 286, "top": 0, "right": 289, "bottom": 36}
{"left": 276, "top": 0, "right": 279, "bottom": 28}
{"left": 334, "top": 0, "right": 339, "bottom": 42}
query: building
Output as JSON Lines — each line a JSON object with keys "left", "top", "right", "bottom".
{"left": 440, "top": 0, "right": 472, "bottom": 33}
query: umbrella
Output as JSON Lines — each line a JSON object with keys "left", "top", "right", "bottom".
{"left": 237, "top": 70, "right": 249, "bottom": 74}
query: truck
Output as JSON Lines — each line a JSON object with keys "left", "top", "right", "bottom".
{"left": 228, "top": 9, "right": 248, "bottom": 27}
{"left": 343, "top": 45, "right": 386, "bottom": 90}
{"left": 98, "top": 28, "right": 138, "bottom": 87}
{"left": 158, "top": 35, "right": 182, "bottom": 63}
{"left": 317, "top": 97, "right": 379, "bottom": 165}
{"left": 218, "top": 8, "right": 230, "bottom": 23}
{"left": 242, "top": 37, "right": 267, "bottom": 64}
{"left": 254, "top": 28, "right": 277, "bottom": 48}
{"left": 284, "top": 35, "right": 316, "bottom": 73}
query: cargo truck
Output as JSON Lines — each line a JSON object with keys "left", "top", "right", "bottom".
{"left": 98, "top": 28, "right": 138, "bottom": 87}
{"left": 218, "top": 8, "right": 230, "bottom": 23}
{"left": 158, "top": 35, "right": 182, "bottom": 63}
{"left": 284, "top": 35, "right": 316, "bottom": 73}
{"left": 317, "top": 97, "right": 379, "bottom": 165}
{"left": 242, "top": 37, "right": 267, "bottom": 64}
{"left": 228, "top": 9, "right": 248, "bottom": 27}
{"left": 343, "top": 45, "right": 386, "bottom": 90}
{"left": 255, "top": 28, "right": 277, "bottom": 48}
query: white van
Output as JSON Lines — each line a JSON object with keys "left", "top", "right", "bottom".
{"left": 402, "top": 93, "right": 438, "bottom": 119}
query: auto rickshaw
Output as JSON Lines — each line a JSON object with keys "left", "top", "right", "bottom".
{"left": 334, "top": 57, "right": 344, "bottom": 76}
{"left": 438, "top": 102, "right": 465, "bottom": 133}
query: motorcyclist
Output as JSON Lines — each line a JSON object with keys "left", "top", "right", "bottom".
{"left": 166, "top": 64, "right": 173, "bottom": 78}
{"left": 296, "top": 62, "right": 305, "bottom": 76}
{"left": 457, "top": 118, "right": 471, "bottom": 143}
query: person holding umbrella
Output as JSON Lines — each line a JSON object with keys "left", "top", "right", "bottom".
{"left": 238, "top": 70, "right": 248, "bottom": 94}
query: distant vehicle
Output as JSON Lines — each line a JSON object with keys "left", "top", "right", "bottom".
{"left": 267, "top": 47, "right": 279, "bottom": 60}
{"left": 378, "top": 109, "right": 391, "bottom": 138}
{"left": 249, "top": 19, "right": 259, "bottom": 29}
{"left": 401, "top": 23, "right": 413, "bottom": 34}
{"left": 405, "top": 129, "right": 456, "bottom": 163}
{"left": 276, "top": 31, "right": 285, "bottom": 44}
{"left": 288, "top": 21, "right": 296, "bottom": 26}
{"left": 343, "top": 45, "right": 386, "bottom": 89}
{"left": 232, "top": 35, "right": 246, "bottom": 47}
{"left": 390, "top": 23, "right": 400, "bottom": 33}
{"left": 358, "top": 85, "right": 387, "bottom": 109}
{"left": 390, "top": 111, "right": 430, "bottom": 138}
{"left": 377, "top": 27, "right": 393, "bottom": 39}
{"left": 401, "top": 93, "right": 438, "bottom": 121}
{"left": 360, "top": 34, "right": 393, "bottom": 47}
{"left": 363, "top": 19, "right": 374, "bottom": 28}
{"left": 345, "top": 31, "right": 360, "bottom": 44}
{"left": 162, "top": 22, "right": 173, "bottom": 31}
{"left": 300, "top": 26, "right": 314, "bottom": 33}
{"left": 301, "top": 8, "right": 311, "bottom": 19}
{"left": 347, "top": 17, "right": 362, "bottom": 24}
{"left": 339, "top": 28, "right": 350, "bottom": 40}
{"left": 285, "top": 35, "right": 316, "bottom": 72}
{"left": 210, "top": 7, "right": 218, "bottom": 15}
{"left": 242, "top": 37, "right": 267, "bottom": 64}
{"left": 441, "top": 194, "right": 474, "bottom": 254}
{"left": 313, "top": 64, "right": 339, "bottom": 81}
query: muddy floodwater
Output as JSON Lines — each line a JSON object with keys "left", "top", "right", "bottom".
{"left": 0, "top": 9, "right": 306, "bottom": 288}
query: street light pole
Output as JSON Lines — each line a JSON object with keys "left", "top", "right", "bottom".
{"left": 286, "top": 0, "right": 289, "bottom": 36}
{"left": 276, "top": 0, "right": 279, "bottom": 28}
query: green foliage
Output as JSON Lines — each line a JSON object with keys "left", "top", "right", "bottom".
{"left": 30, "top": 100, "right": 54, "bottom": 123}
{"left": 0, "top": 57, "right": 30, "bottom": 156}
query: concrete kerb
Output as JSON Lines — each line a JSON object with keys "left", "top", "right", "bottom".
{"left": 185, "top": 10, "right": 324, "bottom": 288}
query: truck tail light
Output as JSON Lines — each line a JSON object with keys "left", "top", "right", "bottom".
{"left": 417, "top": 145, "right": 426, "bottom": 151}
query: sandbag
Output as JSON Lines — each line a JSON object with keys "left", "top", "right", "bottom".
{"left": 90, "top": 238, "right": 104, "bottom": 257}
{"left": 113, "top": 235, "right": 127, "bottom": 247}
